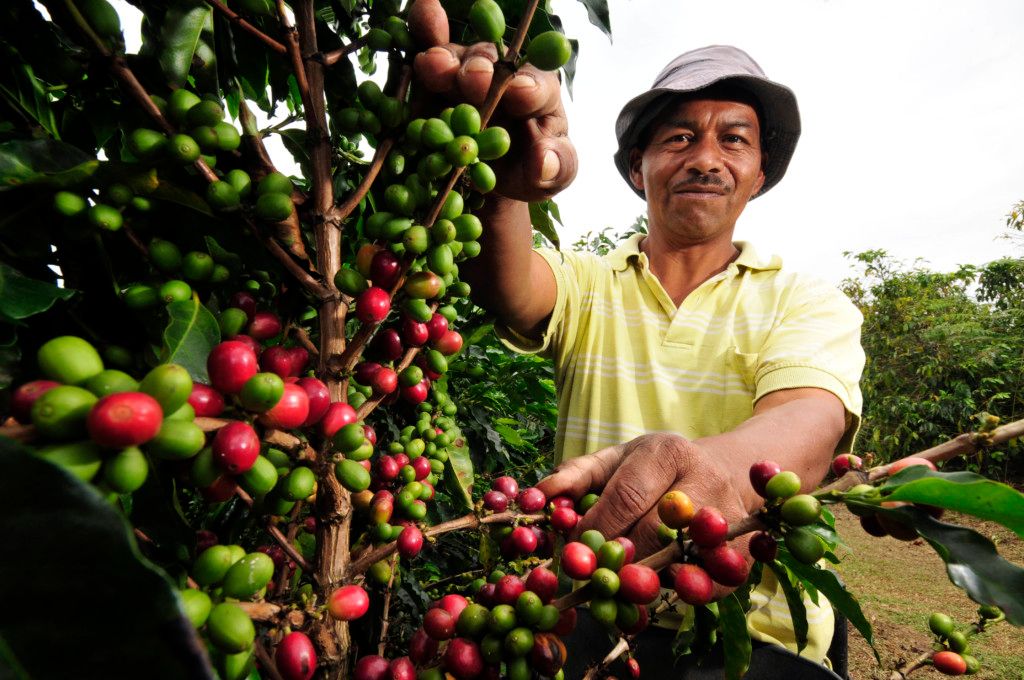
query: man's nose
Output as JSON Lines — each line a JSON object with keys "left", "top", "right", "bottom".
{"left": 684, "top": 136, "right": 723, "bottom": 175}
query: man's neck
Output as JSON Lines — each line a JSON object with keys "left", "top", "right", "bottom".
{"left": 639, "top": 230, "right": 740, "bottom": 306}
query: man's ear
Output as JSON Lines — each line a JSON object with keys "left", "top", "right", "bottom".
{"left": 628, "top": 148, "right": 645, "bottom": 193}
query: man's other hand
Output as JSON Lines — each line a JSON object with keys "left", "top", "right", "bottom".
{"left": 408, "top": 0, "right": 578, "bottom": 202}
{"left": 536, "top": 433, "right": 753, "bottom": 597}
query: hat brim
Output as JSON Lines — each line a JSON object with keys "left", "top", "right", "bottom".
{"left": 613, "top": 74, "right": 801, "bottom": 199}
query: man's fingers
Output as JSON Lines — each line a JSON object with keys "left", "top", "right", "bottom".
{"left": 535, "top": 445, "right": 623, "bottom": 501}
{"left": 407, "top": 0, "right": 449, "bottom": 48}
{"left": 500, "top": 67, "right": 563, "bottom": 119}
{"left": 623, "top": 507, "right": 665, "bottom": 560}
{"left": 414, "top": 46, "right": 461, "bottom": 93}
{"left": 455, "top": 44, "right": 499, "bottom": 105}
{"left": 494, "top": 131, "right": 577, "bottom": 201}
{"left": 574, "top": 451, "right": 677, "bottom": 544}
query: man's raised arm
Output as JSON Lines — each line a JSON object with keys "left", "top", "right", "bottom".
{"left": 409, "top": 0, "right": 577, "bottom": 338}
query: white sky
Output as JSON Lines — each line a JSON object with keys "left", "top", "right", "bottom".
{"left": 553, "top": 0, "right": 1024, "bottom": 283}
{"left": 106, "top": 0, "right": 1024, "bottom": 285}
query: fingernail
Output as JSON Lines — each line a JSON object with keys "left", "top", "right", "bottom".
{"left": 541, "top": 150, "right": 560, "bottom": 181}
{"left": 465, "top": 56, "right": 493, "bottom": 74}
{"left": 425, "top": 46, "right": 457, "bottom": 65}
{"left": 510, "top": 73, "right": 535, "bottom": 90}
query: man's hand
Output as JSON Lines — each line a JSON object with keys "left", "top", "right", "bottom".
{"left": 536, "top": 433, "right": 750, "bottom": 562}
{"left": 407, "top": 0, "right": 578, "bottom": 202}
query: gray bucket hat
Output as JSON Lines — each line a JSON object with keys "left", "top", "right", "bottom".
{"left": 613, "top": 45, "right": 801, "bottom": 199}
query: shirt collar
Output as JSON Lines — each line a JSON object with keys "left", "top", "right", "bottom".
{"left": 606, "top": 233, "right": 782, "bottom": 273}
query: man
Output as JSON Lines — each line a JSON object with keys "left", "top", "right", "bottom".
{"left": 412, "top": 10, "right": 864, "bottom": 677}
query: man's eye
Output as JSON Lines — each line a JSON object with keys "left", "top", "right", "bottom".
{"left": 665, "top": 133, "right": 691, "bottom": 143}
{"left": 723, "top": 134, "right": 747, "bottom": 144}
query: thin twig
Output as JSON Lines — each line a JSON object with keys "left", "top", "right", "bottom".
{"left": 376, "top": 553, "right": 400, "bottom": 655}
{"left": 582, "top": 637, "right": 630, "bottom": 680}
{"left": 254, "top": 638, "right": 287, "bottom": 680}
{"left": 348, "top": 511, "right": 544, "bottom": 578}
{"left": 316, "top": 34, "right": 370, "bottom": 66}
{"left": 267, "top": 519, "right": 312, "bottom": 572}
{"left": 203, "top": 0, "right": 287, "bottom": 54}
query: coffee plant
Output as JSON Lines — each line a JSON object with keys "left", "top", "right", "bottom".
{"left": 0, "top": 1, "right": 1021, "bottom": 679}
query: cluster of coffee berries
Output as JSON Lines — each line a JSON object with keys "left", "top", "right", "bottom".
{"left": 561, "top": 530, "right": 660, "bottom": 634}
{"left": 651, "top": 490, "right": 747, "bottom": 605}
{"left": 10, "top": 336, "right": 205, "bottom": 495}
{"left": 748, "top": 461, "right": 832, "bottom": 565}
{"left": 844, "top": 456, "right": 940, "bottom": 541}
{"left": 354, "top": 565, "right": 573, "bottom": 680}
{"left": 925, "top": 608, "right": 994, "bottom": 676}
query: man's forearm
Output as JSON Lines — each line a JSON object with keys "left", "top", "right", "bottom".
{"left": 695, "top": 389, "right": 848, "bottom": 514}
{"left": 460, "top": 195, "right": 556, "bottom": 338}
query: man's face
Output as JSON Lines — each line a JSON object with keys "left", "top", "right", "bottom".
{"left": 629, "top": 96, "right": 766, "bottom": 246}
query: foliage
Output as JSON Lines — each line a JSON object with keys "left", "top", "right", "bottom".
{"left": 841, "top": 249, "right": 1024, "bottom": 479}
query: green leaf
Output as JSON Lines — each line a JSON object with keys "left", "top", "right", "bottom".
{"left": 276, "top": 127, "right": 312, "bottom": 179}
{"left": 0, "top": 56, "right": 60, "bottom": 139}
{"left": 493, "top": 423, "right": 527, "bottom": 448}
{"left": 0, "top": 437, "right": 215, "bottom": 679}
{"left": 150, "top": 180, "right": 214, "bottom": 216}
{"left": 159, "top": 6, "right": 212, "bottom": 87}
{"left": 0, "top": 139, "right": 96, "bottom": 190}
{"left": 204, "top": 235, "right": 242, "bottom": 270}
{"left": 766, "top": 560, "right": 809, "bottom": 653}
{"left": 574, "top": 0, "right": 611, "bottom": 37}
{"left": 442, "top": 426, "right": 474, "bottom": 510}
{"left": 877, "top": 505, "right": 1024, "bottom": 625}
{"left": 718, "top": 594, "right": 751, "bottom": 680}
{"left": 162, "top": 296, "right": 220, "bottom": 382}
{"left": 464, "top": 322, "right": 495, "bottom": 347}
{"left": 780, "top": 547, "right": 879, "bottom": 663}
{"left": 882, "top": 467, "right": 1024, "bottom": 537}
{"left": 528, "top": 200, "right": 562, "bottom": 249}
{"left": 0, "top": 263, "right": 74, "bottom": 323}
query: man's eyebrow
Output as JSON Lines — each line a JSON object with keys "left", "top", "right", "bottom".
{"left": 660, "top": 119, "right": 757, "bottom": 131}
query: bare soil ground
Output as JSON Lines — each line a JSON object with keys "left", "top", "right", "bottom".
{"left": 830, "top": 506, "right": 1024, "bottom": 679}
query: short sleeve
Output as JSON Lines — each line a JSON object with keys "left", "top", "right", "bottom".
{"left": 754, "top": 279, "right": 866, "bottom": 453}
{"left": 494, "top": 248, "right": 595, "bottom": 362}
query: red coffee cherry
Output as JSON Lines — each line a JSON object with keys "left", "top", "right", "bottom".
{"left": 260, "top": 346, "right": 297, "bottom": 378}
{"left": 388, "top": 657, "right": 415, "bottom": 680}
{"left": 561, "top": 542, "right": 597, "bottom": 580}
{"left": 435, "top": 593, "right": 470, "bottom": 620}
{"left": 549, "top": 506, "right": 579, "bottom": 533}
{"left": 525, "top": 566, "right": 559, "bottom": 603}
{"left": 425, "top": 312, "right": 448, "bottom": 342}
{"left": 517, "top": 487, "right": 546, "bottom": 513}
{"left": 673, "top": 563, "right": 714, "bottom": 606}
{"left": 509, "top": 526, "right": 538, "bottom": 556}
{"left": 492, "top": 476, "right": 518, "bottom": 498}
{"left": 87, "top": 391, "right": 163, "bottom": 448}
{"left": 932, "top": 651, "right": 967, "bottom": 676}
{"left": 397, "top": 525, "right": 424, "bottom": 559}
{"left": 401, "top": 318, "right": 430, "bottom": 346}
{"left": 443, "top": 638, "right": 483, "bottom": 679}
{"left": 482, "top": 490, "right": 509, "bottom": 512}
{"left": 749, "top": 532, "right": 779, "bottom": 562}
{"left": 411, "top": 456, "right": 431, "bottom": 481}
{"left": 617, "top": 564, "right": 660, "bottom": 605}
{"left": 888, "top": 456, "right": 938, "bottom": 474}
{"left": 370, "top": 366, "right": 398, "bottom": 396}
{"left": 831, "top": 453, "right": 863, "bottom": 476}
{"left": 409, "top": 628, "right": 439, "bottom": 665}
{"left": 400, "top": 379, "right": 429, "bottom": 404}
{"left": 495, "top": 574, "right": 526, "bottom": 605}
{"left": 275, "top": 631, "right": 317, "bottom": 680}
{"left": 424, "top": 607, "right": 456, "bottom": 640}
{"left": 352, "top": 655, "right": 390, "bottom": 680}
{"left": 228, "top": 291, "right": 257, "bottom": 319}
{"left": 248, "top": 311, "right": 282, "bottom": 340}
{"left": 369, "top": 249, "right": 401, "bottom": 289}
{"left": 434, "top": 330, "right": 463, "bottom": 356}
{"left": 188, "top": 383, "right": 225, "bottom": 417}
{"left": 320, "top": 401, "right": 357, "bottom": 437}
{"left": 356, "top": 287, "right": 391, "bottom": 324}
{"left": 212, "top": 421, "right": 260, "bottom": 474}
{"left": 370, "top": 328, "right": 404, "bottom": 362}
{"left": 749, "top": 459, "right": 782, "bottom": 497}
{"left": 328, "top": 584, "right": 369, "bottom": 621}
{"left": 296, "top": 377, "right": 330, "bottom": 426}
{"left": 11, "top": 380, "right": 60, "bottom": 423}
{"left": 688, "top": 506, "right": 730, "bottom": 548}
{"left": 258, "top": 382, "right": 310, "bottom": 430}
{"left": 700, "top": 544, "right": 750, "bottom": 587}
{"left": 207, "top": 341, "right": 258, "bottom": 394}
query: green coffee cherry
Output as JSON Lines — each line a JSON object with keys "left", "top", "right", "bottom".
{"left": 35, "top": 440, "right": 103, "bottom": 480}
{"left": 88, "top": 204, "right": 123, "bottom": 231}
{"left": 53, "top": 191, "right": 88, "bottom": 217}
{"left": 207, "top": 602, "right": 256, "bottom": 653}
{"left": 38, "top": 336, "right": 104, "bottom": 385}
{"left": 149, "top": 238, "right": 182, "bottom": 272}
{"left": 257, "top": 172, "right": 294, "bottom": 195}
{"left": 103, "top": 446, "right": 149, "bottom": 493}
{"left": 468, "top": 0, "right": 505, "bottom": 42}
{"left": 526, "top": 31, "right": 573, "bottom": 71}
{"left": 475, "top": 126, "right": 511, "bottom": 160}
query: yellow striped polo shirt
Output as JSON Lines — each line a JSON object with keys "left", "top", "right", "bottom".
{"left": 497, "top": 234, "right": 865, "bottom": 663}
